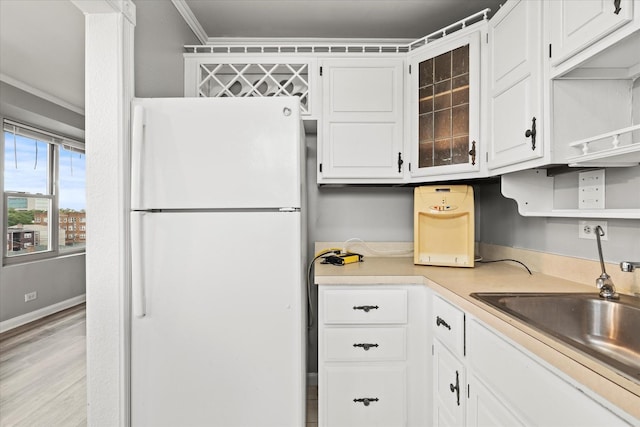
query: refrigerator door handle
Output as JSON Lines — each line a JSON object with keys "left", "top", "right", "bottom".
{"left": 131, "top": 212, "right": 146, "bottom": 318}
{"left": 131, "top": 104, "right": 145, "bottom": 210}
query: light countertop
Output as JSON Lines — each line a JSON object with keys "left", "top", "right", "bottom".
{"left": 314, "top": 256, "right": 640, "bottom": 421}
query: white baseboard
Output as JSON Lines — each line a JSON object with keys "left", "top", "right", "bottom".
{"left": 0, "top": 294, "right": 86, "bottom": 334}
{"left": 307, "top": 372, "right": 318, "bottom": 386}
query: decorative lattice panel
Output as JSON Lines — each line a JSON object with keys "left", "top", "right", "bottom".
{"left": 198, "top": 63, "right": 310, "bottom": 113}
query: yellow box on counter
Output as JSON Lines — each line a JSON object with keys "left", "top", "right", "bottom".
{"left": 414, "top": 185, "right": 474, "bottom": 268}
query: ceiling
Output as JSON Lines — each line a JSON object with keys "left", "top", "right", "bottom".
{"left": 181, "top": 0, "right": 503, "bottom": 42}
{"left": 0, "top": 0, "right": 503, "bottom": 113}
{"left": 0, "top": 0, "right": 85, "bottom": 113}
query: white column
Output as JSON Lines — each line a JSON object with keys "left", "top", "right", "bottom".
{"left": 72, "top": 1, "right": 135, "bottom": 425}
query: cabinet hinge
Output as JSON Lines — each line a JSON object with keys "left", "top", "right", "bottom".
{"left": 549, "top": 44, "right": 552, "bottom": 58}
{"left": 319, "top": 163, "right": 323, "bottom": 173}
{"left": 319, "top": 66, "right": 323, "bottom": 76}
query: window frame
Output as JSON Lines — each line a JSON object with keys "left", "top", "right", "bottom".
{"left": 3, "top": 118, "right": 85, "bottom": 265}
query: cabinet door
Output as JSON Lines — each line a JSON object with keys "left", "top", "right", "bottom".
{"left": 549, "top": 0, "right": 634, "bottom": 67}
{"left": 409, "top": 29, "right": 483, "bottom": 179}
{"left": 467, "top": 318, "right": 633, "bottom": 426}
{"left": 318, "top": 58, "right": 404, "bottom": 182}
{"left": 467, "top": 374, "right": 526, "bottom": 427}
{"left": 488, "top": 0, "right": 544, "bottom": 171}
{"left": 433, "top": 341, "right": 465, "bottom": 427}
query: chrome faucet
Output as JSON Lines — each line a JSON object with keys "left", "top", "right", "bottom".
{"left": 594, "top": 225, "right": 619, "bottom": 300}
{"left": 620, "top": 261, "right": 640, "bottom": 272}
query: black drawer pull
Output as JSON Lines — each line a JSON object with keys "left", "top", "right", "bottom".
{"left": 353, "top": 343, "right": 379, "bottom": 351}
{"left": 436, "top": 316, "right": 451, "bottom": 330}
{"left": 353, "top": 305, "right": 379, "bottom": 312}
{"left": 353, "top": 397, "right": 379, "bottom": 406}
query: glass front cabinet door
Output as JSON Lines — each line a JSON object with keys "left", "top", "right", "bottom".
{"left": 408, "top": 27, "right": 485, "bottom": 180}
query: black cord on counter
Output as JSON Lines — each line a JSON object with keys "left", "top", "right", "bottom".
{"left": 478, "top": 258, "right": 532, "bottom": 275}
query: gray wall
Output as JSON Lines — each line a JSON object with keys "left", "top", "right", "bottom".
{"left": 134, "top": 0, "right": 199, "bottom": 98}
{"left": 0, "top": 83, "right": 86, "bottom": 324}
{"left": 478, "top": 174, "right": 640, "bottom": 264}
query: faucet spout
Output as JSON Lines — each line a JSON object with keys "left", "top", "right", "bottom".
{"left": 620, "top": 261, "right": 640, "bottom": 272}
{"left": 594, "top": 225, "right": 619, "bottom": 300}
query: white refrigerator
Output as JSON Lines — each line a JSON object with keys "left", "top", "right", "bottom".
{"left": 130, "top": 97, "right": 306, "bottom": 426}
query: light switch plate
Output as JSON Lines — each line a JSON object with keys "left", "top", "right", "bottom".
{"left": 578, "top": 169, "right": 605, "bottom": 209}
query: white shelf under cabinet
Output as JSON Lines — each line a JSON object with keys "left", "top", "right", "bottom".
{"left": 501, "top": 169, "right": 640, "bottom": 219}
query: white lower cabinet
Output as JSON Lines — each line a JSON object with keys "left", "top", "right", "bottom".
{"left": 432, "top": 295, "right": 466, "bottom": 427}
{"left": 466, "top": 373, "right": 526, "bottom": 427}
{"left": 320, "top": 286, "right": 636, "bottom": 426}
{"left": 433, "top": 341, "right": 465, "bottom": 427}
{"left": 430, "top": 292, "right": 637, "bottom": 427}
{"left": 467, "top": 318, "right": 633, "bottom": 426}
{"left": 318, "top": 285, "right": 429, "bottom": 427}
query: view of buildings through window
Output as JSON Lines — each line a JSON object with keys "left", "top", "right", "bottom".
{"left": 4, "top": 120, "right": 86, "bottom": 260}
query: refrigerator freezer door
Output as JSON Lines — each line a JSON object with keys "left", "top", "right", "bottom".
{"left": 130, "top": 211, "right": 305, "bottom": 427}
{"left": 131, "top": 97, "right": 302, "bottom": 210}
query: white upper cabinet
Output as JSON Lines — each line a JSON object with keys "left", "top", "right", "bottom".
{"left": 317, "top": 58, "right": 405, "bottom": 183}
{"left": 549, "top": 0, "right": 635, "bottom": 68}
{"left": 487, "top": 0, "right": 545, "bottom": 173}
{"left": 407, "top": 24, "right": 487, "bottom": 182}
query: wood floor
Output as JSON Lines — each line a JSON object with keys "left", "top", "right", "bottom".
{"left": 0, "top": 304, "right": 318, "bottom": 426}
{"left": 0, "top": 304, "right": 87, "bottom": 426}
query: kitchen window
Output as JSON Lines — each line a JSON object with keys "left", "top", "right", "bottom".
{"left": 3, "top": 119, "right": 86, "bottom": 264}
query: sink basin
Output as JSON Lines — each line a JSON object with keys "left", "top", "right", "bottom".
{"left": 470, "top": 292, "right": 640, "bottom": 383}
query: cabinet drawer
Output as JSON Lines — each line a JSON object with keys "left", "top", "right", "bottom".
{"left": 433, "top": 295, "right": 465, "bottom": 356}
{"left": 323, "top": 289, "right": 408, "bottom": 324}
{"left": 323, "top": 327, "right": 406, "bottom": 362}
{"left": 323, "top": 365, "right": 406, "bottom": 427}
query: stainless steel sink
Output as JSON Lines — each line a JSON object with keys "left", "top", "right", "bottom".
{"left": 470, "top": 292, "right": 640, "bottom": 383}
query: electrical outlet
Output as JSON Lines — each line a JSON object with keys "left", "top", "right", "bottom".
{"left": 578, "top": 221, "right": 608, "bottom": 240}
{"left": 24, "top": 291, "right": 37, "bottom": 302}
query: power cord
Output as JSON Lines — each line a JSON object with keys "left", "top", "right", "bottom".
{"left": 478, "top": 258, "right": 532, "bottom": 275}
{"left": 306, "top": 248, "right": 341, "bottom": 330}
{"left": 341, "top": 237, "right": 413, "bottom": 257}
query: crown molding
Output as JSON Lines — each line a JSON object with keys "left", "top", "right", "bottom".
{"left": 71, "top": 0, "right": 136, "bottom": 24}
{"left": 171, "top": 0, "right": 208, "bottom": 44}
{"left": 203, "top": 37, "right": 414, "bottom": 46}
{"left": 0, "top": 74, "right": 85, "bottom": 116}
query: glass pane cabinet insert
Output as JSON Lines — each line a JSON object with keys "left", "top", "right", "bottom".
{"left": 419, "top": 45, "right": 469, "bottom": 167}
{"left": 412, "top": 31, "right": 480, "bottom": 177}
